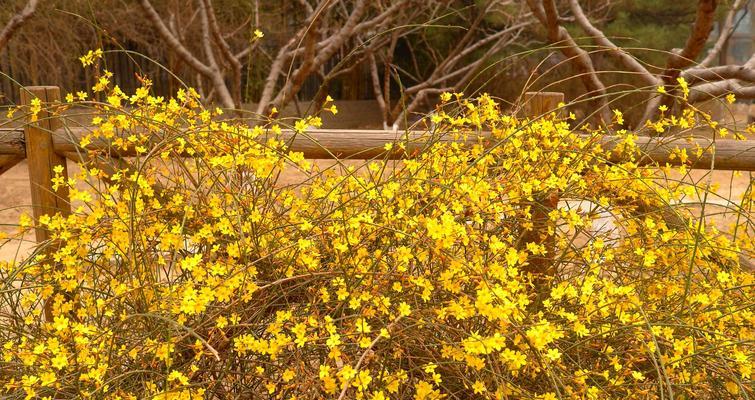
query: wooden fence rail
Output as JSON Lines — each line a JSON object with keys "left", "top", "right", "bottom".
{"left": 3, "top": 124, "right": 755, "bottom": 169}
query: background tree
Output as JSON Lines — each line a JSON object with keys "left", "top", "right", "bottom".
{"left": 0, "top": 0, "right": 38, "bottom": 52}
{"left": 368, "top": 0, "right": 532, "bottom": 129}
{"left": 1, "top": 0, "right": 755, "bottom": 128}
{"left": 525, "top": 0, "right": 755, "bottom": 126}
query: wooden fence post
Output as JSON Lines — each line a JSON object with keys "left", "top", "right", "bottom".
{"left": 20, "top": 86, "right": 71, "bottom": 244}
{"left": 521, "top": 92, "right": 564, "bottom": 290}
{"left": 20, "top": 86, "right": 70, "bottom": 320}
{"left": 523, "top": 91, "right": 564, "bottom": 118}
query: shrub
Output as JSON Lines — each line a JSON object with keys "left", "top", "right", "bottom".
{"left": 0, "top": 64, "right": 753, "bottom": 399}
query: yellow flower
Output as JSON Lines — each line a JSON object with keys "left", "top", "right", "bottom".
{"left": 168, "top": 370, "right": 189, "bottom": 386}
{"left": 29, "top": 98, "right": 41, "bottom": 122}
{"left": 51, "top": 354, "right": 67, "bottom": 370}
{"left": 282, "top": 369, "right": 295, "bottom": 382}
{"left": 39, "top": 371, "right": 56, "bottom": 386}
{"left": 677, "top": 77, "right": 690, "bottom": 99}
{"left": 79, "top": 49, "right": 103, "bottom": 67}
{"left": 155, "top": 343, "right": 174, "bottom": 362}
{"left": 631, "top": 371, "right": 646, "bottom": 381}
{"left": 472, "top": 380, "right": 486, "bottom": 394}
{"left": 612, "top": 109, "right": 624, "bottom": 125}
{"left": 353, "top": 369, "right": 372, "bottom": 390}
{"left": 53, "top": 315, "right": 69, "bottom": 332}
{"left": 545, "top": 348, "right": 562, "bottom": 361}
{"left": 398, "top": 302, "right": 411, "bottom": 317}
{"left": 414, "top": 380, "right": 441, "bottom": 400}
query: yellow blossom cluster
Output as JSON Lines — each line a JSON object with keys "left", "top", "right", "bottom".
{"left": 0, "top": 67, "right": 753, "bottom": 399}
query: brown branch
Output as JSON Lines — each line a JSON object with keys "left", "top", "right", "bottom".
{"left": 295, "top": 0, "right": 315, "bottom": 15}
{"left": 256, "top": 0, "right": 332, "bottom": 114}
{"left": 688, "top": 80, "right": 755, "bottom": 103}
{"left": 349, "top": 0, "right": 411, "bottom": 37}
{"left": 683, "top": 64, "right": 755, "bottom": 86}
{"left": 443, "top": 21, "right": 530, "bottom": 78}
{"left": 140, "top": 0, "right": 235, "bottom": 108}
{"left": 269, "top": 0, "right": 400, "bottom": 110}
{"left": 568, "top": 0, "right": 660, "bottom": 87}
{"left": 434, "top": 1, "right": 493, "bottom": 74}
{"left": 684, "top": 53, "right": 755, "bottom": 102}
{"left": 369, "top": 51, "right": 390, "bottom": 129}
{"left": 383, "top": 32, "right": 399, "bottom": 125}
{"left": 700, "top": 0, "right": 745, "bottom": 68}
{"left": 0, "top": 0, "right": 39, "bottom": 51}
{"left": 195, "top": 0, "right": 235, "bottom": 109}
{"left": 528, "top": 0, "right": 611, "bottom": 122}
{"left": 275, "top": 14, "right": 321, "bottom": 108}
{"left": 200, "top": 0, "right": 243, "bottom": 106}
{"left": 139, "top": 0, "right": 214, "bottom": 77}
{"left": 662, "top": 0, "right": 718, "bottom": 82}
{"left": 637, "top": 1, "right": 718, "bottom": 124}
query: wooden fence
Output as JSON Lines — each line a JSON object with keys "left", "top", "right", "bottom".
{"left": 2, "top": 86, "right": 755, "bottom": 317}
{"left": 2, "top": 86, "right": 755, "bottom": 235}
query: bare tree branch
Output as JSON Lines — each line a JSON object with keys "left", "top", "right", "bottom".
{"left": 638, "top": 0, "right": 723, "bottom": 124}
{"left": 688, "top": 78, "right": 755, "bottom": 102}
{"left": 255, "top": 0, "right": 331, "bottom": 115}
{"left": 139, "top": 0, "right": 214, "bottom": 77}
{"left": 568, "top": 0, "right": 660, "bottom": 87}
{"left": 256, "top": 0, "right": 417, "bottom": 115}
{"left": 140, "top": 0, "right": 235, "bottom": 108}
{"left": 685, "top": 53, "right": 755, "bottom": 102}
{"left": 365, "top": 1, "right": 531, "bottom": 128}
{"left": 699, "top": 0, "right": 746, "bottom": 67}
{"left": 662, "top": 0, "right": 718, "bottom": 82}
{"left": 684, "top": 64, "right": 755, "bottom": 86}
{"left": 201, "top": 0, "right": 243, "bottom": 105}
{"left": 0, "top": 0, "right": 39, "bottom": 51}
{"left": 368, "top": 51, "right": 390, "bottom": 129}
{"left": 527, "top": 0, "right": 611, "bottom": 122}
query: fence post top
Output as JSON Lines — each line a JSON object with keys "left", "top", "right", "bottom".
{"left": 20, "top": 86, "right": 61, "bottom": 98}
{"left": 19, "top": 86, "right": 61, "bottom": 105}
{"left": 22, "top": 85, "right": 60, "bottom": 91}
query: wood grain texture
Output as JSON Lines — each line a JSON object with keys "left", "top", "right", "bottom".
{"left": 51, "top": 127, "right": 755, "bottom": 171}
{"left": 20, "top": 86, "right": 71, "bottom": 244}
{"left": 523, "top": 91, "right": 565, "bottom": 118}
{"left": 1, "top": 121, "right": 754, "bottom": 171}
{"left": 0, "top": 128, "right": 26, "bottom": 157}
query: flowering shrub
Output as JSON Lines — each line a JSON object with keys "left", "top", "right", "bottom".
{"left": 0, "top": 63, "right": 753, "bottom": 399}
